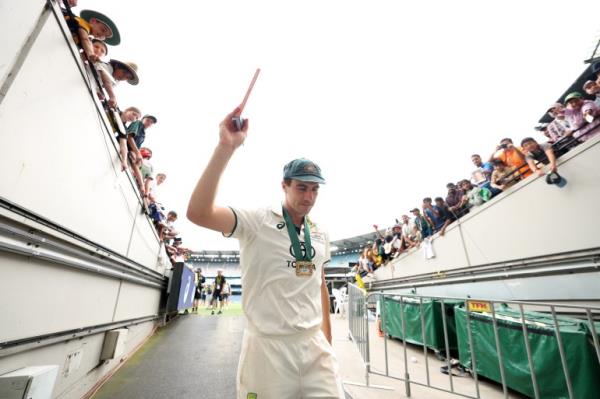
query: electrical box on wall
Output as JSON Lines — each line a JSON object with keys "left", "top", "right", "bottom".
{"left": 0, "top": 365, "right": 59, "bottom": 399}
{"left": 100, "top": 328, "right": 128, "bottom": 360}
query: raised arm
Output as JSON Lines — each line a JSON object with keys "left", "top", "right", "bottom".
{"left": 187, "top": 108, "right": 247, "bottom": 234}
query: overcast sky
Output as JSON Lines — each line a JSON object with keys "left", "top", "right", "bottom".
{"left": 85, "top": 0, "right": 600, "bottom": 251}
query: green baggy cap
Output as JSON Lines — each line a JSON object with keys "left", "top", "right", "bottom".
{"left": 283, "top": 158, "right": 325, "bottom": 184}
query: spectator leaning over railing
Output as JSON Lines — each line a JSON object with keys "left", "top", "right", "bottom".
{"left": 445, "top": 182, "right": 468, "bottom": 218}
{"left": 433, "top": 197, "right": 454, "bottom": 236}
{"left": 63, "top": 9, "right": 121, "bottom": 64}
{"left": 459, "top": 179, "right": 491, "bottom": 209}
{"left": 91, "top": 39, "right": 107, "bottom": 62}
{"left": 125, "top": 114, "right": 156, "bottom": 197}
{"left": 140, "top": 147, "right": 154, "bottom": 206}
{"left": 148, "top": 172, "right": 166, "bottom": 204}
{"left": 410, "top": 208, "right": 432, "bottom": 241}
{"left": 390, "top": 223, "right": 404, "bottom": 256}
{"left": 521, "top": 137, "right": 564, "bottom": 187}
{"left": 420, "top": 198, "right": 439, "bottom": 231}
{"left": 357, "top": 247, "right": 372, "bottom": 276}
{"left": 371, "top": 239, "right": 384, "bottom": 269}
{"left": 583, "top": 80, "right": 600, "bottom": 107}
{"left": 400, "top": 214, "right": 419, "bottom": 249}
{"left": 563, "top": 92, "right": 600, "bottom": 143}
{"left": 117, "top": 106, "right": 142, "bottom": 171}
{"left": 490, "top": 159, "right": 520, "bottom": 192}
{"left": 95, "top": 59, "right": 139, "bottom": 108}
{"left": 162, "top": 211, "right": 180, "bottom": 241}
{"left": 490, "top": 138, "right": 531, "bottom": 179}
{"left": 470, "top": 154, "right": 498, "bottom": 195}
{"left": 545, "top": 103, "right": 570, "bottom": 144}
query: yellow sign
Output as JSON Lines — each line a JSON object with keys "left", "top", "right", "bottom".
{"left": 467, "top": 300, "right": 492, "bottom": 313}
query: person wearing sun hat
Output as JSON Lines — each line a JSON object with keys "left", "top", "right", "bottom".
{"left": 95, "top": 59, "right": 139, "bottom": 108}
{"left": 187, "top": 109, "right": 345, "bottom": 398}
{"left": 64, "top": 9, "right": 120, "bottom": 63}
{"left": 562, "top": 91, "right": 600, "bottom": 143}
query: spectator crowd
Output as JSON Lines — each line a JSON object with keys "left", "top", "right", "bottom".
{"left": 61, "top": 0, "right": 191, "bottom": 267}
{"left": 355, "top": 62, "right": 600, "bottom": 278}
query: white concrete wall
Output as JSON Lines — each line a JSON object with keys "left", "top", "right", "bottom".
{"left": 0, "top": 3, "right": 165, "bottom": 398}
{"left": 0, "top": 0, "right": 46, "bottom": 85}
{"left": 0, "top": 321, "right": 156, "bottom": 399}
{"left": 0, "top": 1, "right": 162, "bottom": 271}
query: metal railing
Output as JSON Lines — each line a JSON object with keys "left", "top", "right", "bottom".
{"left": 346, "top": 284, "right": 600, "bottom": 398}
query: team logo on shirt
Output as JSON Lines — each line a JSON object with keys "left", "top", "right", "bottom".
{"left": 289, "top": 242, "right": 316, "bottom": 259}
{"left": 276, "top": 221, "right": 285, "bottom": 230}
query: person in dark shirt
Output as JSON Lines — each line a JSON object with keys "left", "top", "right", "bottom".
{"left": 445, "top": 182, "right": 468, "bottom": 218}
{"left": 210, "top": 269, "right": 226, "bottom": 315}
{"left": 521, "top": 137, "right": 557, "bottom": 177}
{"left": 193, "top": 269, "right": 206, "bottom": 313}
{"left": 434, "top": 197, "right": 455, "bottom": 236}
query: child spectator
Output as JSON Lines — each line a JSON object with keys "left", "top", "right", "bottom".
{"left": 459, "top": 179, "right": 491, "bottom": 208}
{"left": 96, "top": 59, "right": 139, "bottom": 108}
{"left": 64, "top": 9, "right": 120, "bottom": 63}
{"left": 521, "top": 137, "right": 558, "bottom": 177}
{"left": 490, "top": 159, "right": 520, "bottom": 191}
{"left": 410, "top": 208, "right": 432, "bottom": 240}
{"left": 371, "top": 239, "right": 384, "bottom": 269}
{"left": 421, "top": 198, "right": 440, "bottom": 232}
{"left": 148, "top": 173, "right": 166, "bottom": 204}
{"left": 125, "top": 114, "right": 154, "bottom": 196}
{"left": 433, "top": 197, "right": 455, "bottom": 236}
{"left": 162, "top": 211, "right": 180, "bottom": 241}
{"left": 139, "top": 147, "right": 154, "bottom": 203}
{"left": 400, "top": 214, "right": 419, "bottom": 249}
{"left": 358, "top": 248, "right": 372, "bottom": 276}
{"left": 116, "top": 106, "right": 142, "bottom": 171}
{"left": 128, "top": 114, "right": 157, "bottom": 150}
{"left": 390, "top": 223, "right": 404, "bottom": 257}
{"left": 91, "top": 39, "right": 107, "bottom": 60}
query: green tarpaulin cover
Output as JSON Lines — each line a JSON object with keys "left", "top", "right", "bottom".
{"left": 382, "top": 296, "right": 461, "bottom": 353}
{"left": 455, "top": 306, "right": 600, "bottom": 399}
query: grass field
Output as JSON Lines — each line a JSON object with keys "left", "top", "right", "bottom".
{"left": 184, "top": 302, "right": 244, "bottom": 317}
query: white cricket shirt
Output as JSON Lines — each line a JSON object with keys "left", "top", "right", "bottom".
{"left": 227, "top": 205, "right": 330, "bottom": 336}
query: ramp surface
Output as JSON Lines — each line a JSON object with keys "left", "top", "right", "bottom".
{"left": 93, "top": 313, "right": 245, "bottom": 399}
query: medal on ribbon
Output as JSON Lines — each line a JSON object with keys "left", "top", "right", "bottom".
{"left": 282, "top": 206, "right": 315, "bottom": 277}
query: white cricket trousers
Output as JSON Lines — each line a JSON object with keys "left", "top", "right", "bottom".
{"left": 236, "top": 326, "right": 345, "bottom": 399}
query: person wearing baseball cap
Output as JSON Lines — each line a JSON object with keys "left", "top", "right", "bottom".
{"left": 187, "top": 109, "right": 344, "bottom": 398}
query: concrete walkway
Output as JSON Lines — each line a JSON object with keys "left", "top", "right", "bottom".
{"left": 93, "top": 313, "right": 245, "bottom": 399}
{"left": 92, "top": 312, "right": 514, "bottom": 399}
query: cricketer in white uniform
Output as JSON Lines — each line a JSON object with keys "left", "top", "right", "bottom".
{"left": 186, "top": 108, "right": 344, "bottom": 399}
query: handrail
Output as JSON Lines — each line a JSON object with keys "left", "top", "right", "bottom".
{"left": 0, "top": 197, "right": 165, "bottom": 278}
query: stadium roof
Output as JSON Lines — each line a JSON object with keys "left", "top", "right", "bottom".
{"left": 189, "top": 250, "right": 240, "bottom": 263}
{"left": 331, "top": 231, "right": 381, "bottom": 253}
